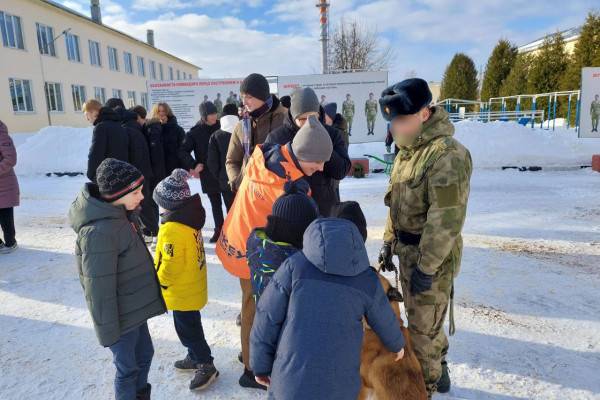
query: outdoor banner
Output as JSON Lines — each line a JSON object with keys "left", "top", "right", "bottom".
{"left": 579, "top": 67, "right": 600, "bottom": 138}
{"left": 277, "top": 71, "right": 389, "bottom": 143}
{"left": 147, "top": 79, "right": 244, "bottom": 131}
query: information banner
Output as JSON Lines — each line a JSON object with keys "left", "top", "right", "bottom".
{"left": 277, "top": 71, "right": 388, "bottom": 143}
{"left": 580, "top": 67, "right": 600, "bottom": 138}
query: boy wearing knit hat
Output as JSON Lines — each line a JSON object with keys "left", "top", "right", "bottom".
{"left": 152, "top": 169, "right": 219, "bottom": 391}
{"left": 216, "top": 113, "right": 333, "bottom": 390}
{"left": 69, "top": 158, "right": 166, "bottom": 400}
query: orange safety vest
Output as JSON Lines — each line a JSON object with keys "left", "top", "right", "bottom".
{"left": 216, "top": 144, "right": 307, "bottom": 279}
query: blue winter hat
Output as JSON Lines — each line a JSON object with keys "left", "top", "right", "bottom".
{"left": 153, "top": 169, "right": 191, "bottom": 211}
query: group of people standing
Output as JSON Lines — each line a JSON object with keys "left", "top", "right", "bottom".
{"left": 69, "top": 73, "right": 471, "bottom": 400}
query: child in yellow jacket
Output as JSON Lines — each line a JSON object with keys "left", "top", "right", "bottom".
{"left": 153, "top": 169, "right": 218, "bottom": 391}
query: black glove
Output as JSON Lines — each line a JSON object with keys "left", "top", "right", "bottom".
{"left": 378, "top": 243, "right": 395, "bottom": 272}
{"left": 410, "top": 267, "right": 433, "bottom": 295}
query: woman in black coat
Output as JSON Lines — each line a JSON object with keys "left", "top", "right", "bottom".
{"left": 147, "top": 103, "right": 185, "bottom": 179}
{"left": 178, "top": 102, "right": 224, "bottom": 242}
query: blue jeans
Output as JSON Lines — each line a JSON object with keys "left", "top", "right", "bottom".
{"left": 173, "top": 310, "right": 213, "bottom": 364}
{"left": 108, "top": 323, "right": 154, "bottom": 400}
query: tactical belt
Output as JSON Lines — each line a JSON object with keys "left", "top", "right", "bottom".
{"left": 394, "top": 230, "right": 422, "bottom": 246}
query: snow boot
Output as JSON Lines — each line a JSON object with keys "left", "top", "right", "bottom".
{"left": 235, "top": 312, "right": 242, "bottom": 327}
{"left": 174, "top": 355, "right": 197, "bottom": 371}
{"left": 209, "top": 227, "right": 221, "bottom": 244}
{"left": 190, "top": 363, "right": 219, "bottom": 391}
{"left": 239, "top": 368, "right": 267, "bottom": 390}
{"left": 437, "top": 360, "right": 451, "bottom": 393}
{"left": 136, "top": 383, "right": 151, "bottom": 400}
{"left": 0, "top": 242, "right": 17, "bottom": 254}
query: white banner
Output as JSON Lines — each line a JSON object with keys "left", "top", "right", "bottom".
{"left": 277, "top": 71, "right": 389, "bottom": 143}
{"left": 579, "top": 67, "right": 600, "bottom": 138}
{"left": 147, "top": 79, "right": 244, "bottom": 131}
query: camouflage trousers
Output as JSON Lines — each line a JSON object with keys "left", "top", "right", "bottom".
{"left": 344, "top": 115, "right": 353, "bottom": 134}
{"left": 395, "top": 243, "right": 454, "bottom": 396}
{"left": 366, "top": 115, "right": 376, "bottom": 134}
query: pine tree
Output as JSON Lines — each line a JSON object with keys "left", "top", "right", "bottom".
{"left": 440, "top": 53, "right": 479, "bottom": 106}
{"left": 561, "top": 11, "right": 600, "bottom": 91}
{"left": 499, "top": 53, "right": 534, "bottom": 110}
{"left": 481, "top": 39, "right": 518, "bottom": 103}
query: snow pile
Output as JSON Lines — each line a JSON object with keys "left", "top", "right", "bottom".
{"left": 13, "top": 121, "right": 600, "bottom": 175}
{"left": 16, "top": 126, "right": 92, "bottom": 175}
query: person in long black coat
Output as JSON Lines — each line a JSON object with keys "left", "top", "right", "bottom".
{"left": 178, "top": 102, "right": 224, "bottom": 242}
{"left": 85, "top": 102, "right": 129, "bottom": 182}
{"left": 146, "top": 103, "right": 185, "bottom": 181}
{"left": 207, "top": 104, "right": 238, "bottom": 213}
{"left": 265, "top": 107, "right": 351, "bottom": 217}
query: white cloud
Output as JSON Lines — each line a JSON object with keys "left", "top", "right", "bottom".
{"left": 130, "top": 0, "right": 263, "bottom": 11}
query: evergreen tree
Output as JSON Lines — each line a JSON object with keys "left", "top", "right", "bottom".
{"left": 481, "top": 39, "right": 518, "bottom": 103}
{"left": 499, "top": 53, "right": 534, "bottom": 110}
{"left": 561, "top": 11, "right": 600, "bottom": 91}
{"left": 440, "top": 53, "right": 479, "bottom": 109}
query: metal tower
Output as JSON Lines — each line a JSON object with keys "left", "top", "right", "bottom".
{"left": 316, "top": 0, "right": 330, "bottom": 74}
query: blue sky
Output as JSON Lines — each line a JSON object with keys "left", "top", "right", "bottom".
{"left": 59, "top": 0, "right": 598, "bottom": 83}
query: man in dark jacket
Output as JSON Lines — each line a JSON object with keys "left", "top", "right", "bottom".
{"left": 83, "top": 100, "right": 129, "bottom": 182}
{"left": 250, "top": 217, "right": 405, "bottom": 400}
{"left": 178, "top": 101, "right": 223, "bottom": 242}
{"left": 207, "top": 104, "right": 238, "bottom": 212}
{"left": 68, "top": 158, "right": 166, "bottom": 400}
{"left": 265, "top": 88, "right": 351, "bottom": 216}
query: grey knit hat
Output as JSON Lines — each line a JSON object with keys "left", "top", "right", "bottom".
{"left": 153, "top": 169, "right": 191, "bottom": 210}
{"left": 289, "top": 87, "right": 320, "bottom": 120}
{"left": 291, "top": 115, "right": 333, "bottom": 162}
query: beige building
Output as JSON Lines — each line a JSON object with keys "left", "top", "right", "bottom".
{"left": 0, "top": 0, "right": 200, "bottom": 133}
{"left": 518, "top": 26, "right": 580, "bottom": 56}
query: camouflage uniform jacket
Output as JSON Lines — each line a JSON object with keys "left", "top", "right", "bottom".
{"left": 383, "top": 106, "right": 472, "bottom": 276}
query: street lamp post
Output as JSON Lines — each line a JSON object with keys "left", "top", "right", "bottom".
{"left": 39, "top": 28, "right": 71, "bottom": 126}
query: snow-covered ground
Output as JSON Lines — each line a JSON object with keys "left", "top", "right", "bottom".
{"left": 1, "top": 168, "right": 600, "bottom": 399}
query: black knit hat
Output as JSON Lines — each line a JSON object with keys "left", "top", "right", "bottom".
{"left": 379, "top": 78, "right": 432, "bottom": 121}
{"left": 222, "top": 103, "right": 238, "bottom": 116}
{"left": 280, "top": 95, "right": 291, "bottom": 109}
{"left": 200, "top": 101, "right": 218, "bottom": 119}
{"left": 240, "top": 73, "right": 270, "bottom": 101}
{"left": 331, "top": 201, "right": 367, "bottom": 242}
{"left": 323, "top": 102, "right": 337, "bottom": 120}
{"left": 105, "top": 97, "right": 125, "bottom": 110}
{"left": 96, "top": 158, "right": 144, "bottom": 201}
{"left": 265, "top": 180, "right": 318, "bottom": 248}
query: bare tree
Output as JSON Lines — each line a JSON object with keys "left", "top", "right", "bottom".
{"left": 329, "top": 19, "right": 395, "bottom": 72}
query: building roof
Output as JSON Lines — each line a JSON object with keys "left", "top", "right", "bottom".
{"left": 518, "top": 26, "right": 581, "bottom": 53}
{"left": 39, "top": 0, "right": 201, "bottom": 70}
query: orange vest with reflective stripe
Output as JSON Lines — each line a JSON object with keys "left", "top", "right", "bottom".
{"left": 216, "top": 144, "right": 306, "bottom": 279}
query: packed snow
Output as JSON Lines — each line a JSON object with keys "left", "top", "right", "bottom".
{"left": 13, "top": 120, "right": 600, "bottom": 176}
{"left": 2, "top": 121, "right": 600, "bottom": 399}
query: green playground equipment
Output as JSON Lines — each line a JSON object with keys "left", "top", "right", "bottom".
{"left": 363, "top": 154, "right": 394, "bottom": 175}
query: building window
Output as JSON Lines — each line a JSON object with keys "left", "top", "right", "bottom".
{"left": 169, "top": 66, "right": 173, "bottom": 80}
{"left": 65, "top": 32, "right": 81, "bottom": 62}
{"left": 176, "top": 70, "right": 181, "bottom": 80}
{"left": 44, "top": 82, "right": 63, "bottom": 112}
{"left": 88, "top": 40, "right": 101, "bottom": 66}
{"left": 159, "top": 63, "right": 164, "bottom": 80}
{"left": 126, "top": 90, "right": 136, "bottom": 107}
{"left": 0, "top": 11, "right": 24, "bottom": 50}
{"left": 112, "top": 89, "right": 122, "bottom": 99}
{"left": 123, "top": 51, "right": 133, "bottom": 74}
{"left": 94, "top": 87, "right": 106, "bottom": 104}
{"left": 149, "top": 60, "right": 156, "bottom": 80}
{"left": 71, "top": 84, "right": 86, "bottom": 111}
{"left": 140, "top": 92, "right": 149, "bottom": 109}
{"left": 36, "top": 23, "right": 56, "bottom": 56}
{"left": 137, "top": 56, "right": 145, "bottom": 77}
{"left": 108, "top": 46, "right": 119, "bottom": 71}
{"left": 9, "top": 78, "right": 34, "bottom": 112}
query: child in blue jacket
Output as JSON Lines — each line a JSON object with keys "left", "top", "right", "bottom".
{"left": 250, "top": 204, "right": 405, "bottom": 400}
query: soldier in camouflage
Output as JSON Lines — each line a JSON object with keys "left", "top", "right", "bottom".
{"left": 377, "top": 78, "right": 472, "bottom": 398}
{"left": 214, "top": 93, "right": 223, "bottom": 116}
{"left": 342, "top": 93, "right": 355, "bottom": 136}
{"left": 226, "top": 91, "right": 237, "bottom": 106}
{"left": 365, "top": 92, "right": 378, "bottom": 135}
{"left": 591, "top": 94, "right": 600, "bottom": 133}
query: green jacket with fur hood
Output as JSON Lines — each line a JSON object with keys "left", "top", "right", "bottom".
{"left": 69, "top": 183, "right": 166, "bottom": 347}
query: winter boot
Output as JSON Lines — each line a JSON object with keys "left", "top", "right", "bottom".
{"left": 190, "top": 363, "right": 219, "bottom": 391}
{"left": 239, "top": 368, "right": 267, "bottom": 390}
{"left": 0, "top": 242, "right": 17, "bottom": 254}
{"left": 235, "top": 312, "right": 242, "bottom": 327}
{"left": 437, "top": 360, "right": 451, "bottom": 393}
{"left": 136, "top": 383, "right": 151, "bottom": 400}
{"left": 209, "top": 227, "right": 221, "bottom": 243}
{"left": 174, "top": 355, "right": 197, "bottom": 371}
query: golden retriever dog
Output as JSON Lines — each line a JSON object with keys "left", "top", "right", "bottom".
{"left": 358, "top": 273, "right": 428, "bottom": 400}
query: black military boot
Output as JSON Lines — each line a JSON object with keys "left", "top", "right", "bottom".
{"left": 190, "top": 363, "right": 219, "bottom": 391}
{"left": 239, "top": 368, "right": 267, "bottom": 390}
{"left": 136, "top": 383, "right": 151, "bottom": 400}
{"left": 437, "top": 360, "right": 451, "bottom": 393}
{"left": 174, "top": 355, "right": 197, "bottom": 371}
